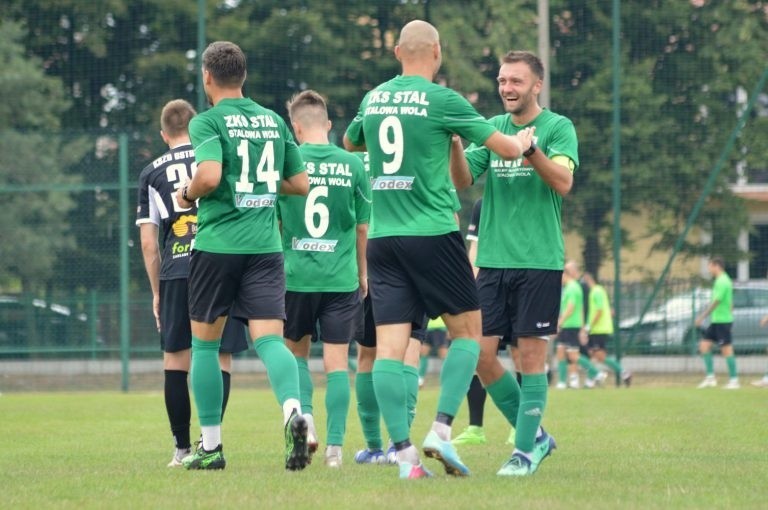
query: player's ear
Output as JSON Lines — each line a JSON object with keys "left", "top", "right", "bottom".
{"left": 326, "top": 120, "right": 332, "bottom": 132}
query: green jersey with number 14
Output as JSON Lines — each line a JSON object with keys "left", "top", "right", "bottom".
{"left": 189, "top": 97, "right": 305, "bottom": 254}
{"left": 345, "top": 75, "right": 496, "bottom": 238}
{"left": 278, "top": 143, "right": 371, "bottom": 292}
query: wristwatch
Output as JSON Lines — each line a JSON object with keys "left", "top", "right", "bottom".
{"left": 181, "top": 184, "right": 194, "bottom": 202}
{"left": 523, "top": 142, "right": 537, "bottom": 158}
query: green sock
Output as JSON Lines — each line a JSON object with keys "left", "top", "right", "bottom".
{"left": 355, "top": 371, "right": 382, "bottom": 450}
{"left": 325, "top": 370, "right": 350, "bottom": 446}
{"left": 437, "top": 339, "right": 480, "bottom": 417}
{"left": 419, "top": 355, "right": 429, "bottom": 378}
{"left": 403, "top": 364, "right": 420, "bottom": 428}
{"left": 725, "top": 355, "right": 737, "bottom": 379}
{"left": 604, "top": 357, "right": 623, "bottom": 374}
{"left": 558, "top": 359, "right": 568, "bottom": 383}
{"left": 702, "top": 351, "right": 714, "bottom": 376}
{"left": 190, "top": 337, "right": 223, "bottom": 427}
{"left": 372, "top": 359, "right": 409, "bottom": 444}
{"left": 254, "top": 334, "right": 300, "bottom": 404}
{"left": 295, "top": 356, "right": 314, "bottom": 415}
{"left": 515, "top": 373, "right": 548, "bottom": 453}
{"left": 578, "top": 354, "right": 599, "bottom": 379}
{"left": 485, "top": 370, "right": 520, "bottom": 427}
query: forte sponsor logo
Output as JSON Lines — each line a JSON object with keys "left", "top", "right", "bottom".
{"left": 291, "top": 237, "right": 338, "bottom": 252}
{"left": 234, "top": 193, "right": 276, "bottom": 208}
{"left": 371, "top": 176, "right": 414, "bottom": 190}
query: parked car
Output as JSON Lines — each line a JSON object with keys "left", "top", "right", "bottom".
{"left": 0, "top": 295, "right": 97, "bottom": 357}
{"left": 620, "top": 282, "right": 768, "bottom": 354}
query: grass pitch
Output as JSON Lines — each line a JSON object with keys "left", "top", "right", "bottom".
{"left": 3, "top": 381, "right": 767, "bottom": 509}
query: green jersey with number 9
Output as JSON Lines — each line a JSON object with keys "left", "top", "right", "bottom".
{"left": 189, "top": 97, "right": 305, "bottom": 254}
{"left": 345, "top": 75, "right": 496, "bottom": 238}
{"left": 278, "top": 143, "right": 371, "bottom": 292}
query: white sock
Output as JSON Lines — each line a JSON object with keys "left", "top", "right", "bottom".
{"left": 282, "top": 398, "right": 301, "bottom": 425}
{"left": 513, "top": 448, "right": 532, "bottom": 461}
{"left": 535, "top": 426, "right": 544, "bottom": 440}
{"left": 303, "top": 413, "right": 317, "bottom": 440}
{"left": 396, "top": 444, "right": 420, "bottom": 465}
{"left": 431, "top": 421, "right": 451, "bottom": 441}
{"left": 201, "top": 425, "right": 221, "bottom": 451}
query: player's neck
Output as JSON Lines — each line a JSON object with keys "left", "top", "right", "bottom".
{"left": 299, "top": 131, "right": 329, "bottom": 145}
{"left": 167, "top": 137, "right": 191, "bottom": 149}
{"left": 210, "top": 87, "right": 244, "bottom": 106}
{"left": 400, "top": 61, "right": 435, "bottom": 81}
{"left": 512, "top": 103, "right": 543, "bottom": 126}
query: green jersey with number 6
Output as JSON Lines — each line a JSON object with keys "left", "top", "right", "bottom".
{"left": 189, "top": 97, "right": 305, "bottom": 254}
{"left": 465, "top": 109, "right": 578, "bottom": 270}
{"left": 345, "top": 75, "right": 497, "bottom": 238}
{"left": 278, "top": 143, "right": 371, "bottom": 292}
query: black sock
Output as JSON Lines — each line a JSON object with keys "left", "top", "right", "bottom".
{"left": 221, "top": 370, "right": 231, "bottom": 421}
{"left": 467, "top": 375, "right": 487, "bottom": 427}
{"left": 164, "top": 370, "right": 191, "bottom": 449}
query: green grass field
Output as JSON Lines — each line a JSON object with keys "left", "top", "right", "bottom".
{"left": 3, "top": 382, "right": 767, "bottom": 509}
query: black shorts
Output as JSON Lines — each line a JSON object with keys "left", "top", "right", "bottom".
{"left": 477, "top": 268, "right": 561, "bottom": 337}
{"left": 188, "top": 251, "right": 285, "bottom": 323}
{"left": 588, "top": 333, "right": 611, "bottom": 351}
{"left": 159, "top": 278, "right": 249, "bottom": 354}
{"left": 367, "top": 233, "right": 479, "bottom": 327}
{"left": 285, "top": 290, "right": 361, "bottom": 345}
{"left": 556, "top": 328, "right": 581, "bottom": 349}
{"left": 703, "top": 323, "right": 733, "bottom": 346}
{"left": 352, "top": 296, "right": 427, "bottom": 348}
{"left": 499, "top": 335, "right": 518, "bottom": 350}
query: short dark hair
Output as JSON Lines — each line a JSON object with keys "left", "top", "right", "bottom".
{"left": 202, "top": 41, "right": 246, "bottom": 87}
{"left": 710, "top": 256, "right": 725, "bottom": 269}
{"left": 160, "top": 99, "right": 196, "bottom": 137}
{"left": 286, "top": 90, "right": 328, "bottom": 126}
{"left": 501, "top": 50, "right": 544, "bottom": 80}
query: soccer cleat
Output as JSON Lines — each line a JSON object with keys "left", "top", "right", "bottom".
{"left": 697, "top": 376, "right": 717, "bottom": 389}
{"left": 496, "top": 452, "right": 532, "bottom": 477}
{"left": 385, "top": 440, "right": 398, "bottom": 465}
{"left": 751, "top": 377, "right": 768, "bottom": 388}
{"left": 568, "top": 374, "right": 580, "bottom": 389}
{"left": 354, "top": 448, "right": 387, "bottom": 464}
{"left": 167, "top": 447, "right": 191, "bottom": 467}
{"left": 555, "top": 382, "right": 567, "bottom": 390}
{"left": 422, "top": 430, "right": 470, "bottom": 476}
{"left": 530, "top": 430, "right": 557, "bottom": 472}
{"left": 621, "top": 370, "right": 633, "bottom": 387}
{"left": 399, "top": 461, "right": 433, "bottom": 479}
{"left": 451, "top": 425, "right": 487, "bottom": 446}
{"left": 584, "top": 378, "right": 596, "bottom": 389}
{"left": 723, "top": 378, "right": 740, "bottom": 390}
{"left": 325, "top": 445, "right": 342, "bottom": 468}
{"left": 418, "top": 377, "right": 425, "bottom": 388}
{"left": 284, "top": 410, "right": 310, "bottom": 471}
{"left": 595, "top": 371, "right": 608, "bottom": 385}
{"left": 182, "top": 444, "right": 226, "bottom": 470}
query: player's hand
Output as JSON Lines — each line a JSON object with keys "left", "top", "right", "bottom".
{"left": 694, "top": 316, "right": 703, "bottom": 328}
{"left": 176, "top": 184, "right": 194, "bottom": 209}
{"left": 516, "top": 126, "right": 535, "bottom": 155}
{"left": 579, "top": 328, "right": 588, "bottom": 346}
{"left": 359, "top": 276, "right": 368, "bottom": 299}
{"left": 760, "top": 315, "right": 768, "bottom": 327}
{"left": 153, "top": 294, "right": 161, "bottom": 332}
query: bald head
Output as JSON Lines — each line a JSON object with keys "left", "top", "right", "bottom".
{"left": 564, "top": 260, "right": 581, "bottom": 279}
{"left": 398, "top": 20, "right": 440, "bottom": 57}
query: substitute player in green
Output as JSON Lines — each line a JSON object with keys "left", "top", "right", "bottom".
{"left": 695, "top": 256, "right": 739, "bottom": 389}
{"left": 279, "top": 90, "right": 371, "bottom": 468}
{"left": 582, "top": 272, "right": 632, "bottom": 387}
{"left": 450, "top": 50, "right": 578, "bottom": 476}
{"left": 344, "top": 20, "right": 532, "bottom": 479}
{"left": 176, "top": 41, "right": 310, "bottom": 471}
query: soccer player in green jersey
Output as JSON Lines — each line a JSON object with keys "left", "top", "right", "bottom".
{"left": 695, "top": 256, "right": 739, "bottom": 389}
{"left": 137, "top": 99, "right": 249, "bottom": 467}
{"left": 279, "top": 90, "right": 371, "bottom": 468}
{"left": 450, "top": 50, "right": 579, "bottom": 476}
{"left": 582, "top": 272, "right": 632, "bottom": 387}
{"left": 344, "top": 20, "right": 532, "bottom": 479}
{"left": 175, "top": 41, "right": 310, "bottom": 471}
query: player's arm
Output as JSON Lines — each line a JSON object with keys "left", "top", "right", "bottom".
{"left": 281, "top": 171, "right": 309, "bottom": 196}
{"left": 177, "top": 160, "right": 221, "bottom": 208}
{"left": 695, "top": 299, "right": 720, "bottom": 326}
{"left": 356, "top": 223, "right": 369, "bottom": 298}
{"left": 449, "top": 135, "right": 472, "bottom": 190}
{"left": 558, "top": 302, "right": 575, "bottom": 330}
{"left": 482, "top": 129, "right": 530, "bottom": 161}
{"left": 139, "top": 223, "right": 161, "bottom": 331}
{"left": 343, "top": 134, "right": 366, "bottom": 153}
{"left": 527, "top": 150, "right": 574, "bottom": 197}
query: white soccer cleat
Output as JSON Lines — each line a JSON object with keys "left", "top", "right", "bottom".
{"left": 750, "top": 377, "right": 768, "bottom": 388}
{"left": 325, "top": 445, "right": 342, "bottom": 468}
{"left": 167, "top": 447, "right": 191, "bottom": 467}
{"left": 555, "top": 382, "right": 567, "bottom": 390}
{"left": 697, "top": 376, "right": 717, "bottom": 389}
{"left": 723, "top": 378, "right": 740, "bottom": 390}
{"left": 568, "top": 374, "right": 580, "bottom": 389}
